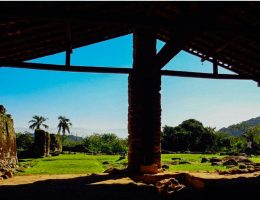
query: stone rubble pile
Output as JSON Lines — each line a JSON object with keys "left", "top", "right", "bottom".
{"left": 201, "top": 156, "right": 260, "bottom": 174}
{"left": 0, "top": 164, "right": 18, "bottom": 180}
{"left": 155, "top": 178, "right": 186, "bottom": 197}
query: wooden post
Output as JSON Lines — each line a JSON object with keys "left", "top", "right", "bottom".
{"left": 128, "top": 28, "right": 161, "bottom": 173}
{"left": 213, "top": 57, "right": 218, "bottom": 75}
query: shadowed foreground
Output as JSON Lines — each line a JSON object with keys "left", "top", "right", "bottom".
{"left": 1, "top": 173, "right": 260, "bottom": 200}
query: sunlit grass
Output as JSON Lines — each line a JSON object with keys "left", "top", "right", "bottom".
{"left": 161, "top": 154, "right": 227, "bottom": 172}
{"left": 17, "top": 153, "right": 260, "bottom": 175}
{"left": 18, "top": 154, "right": 126, "bottom": 175}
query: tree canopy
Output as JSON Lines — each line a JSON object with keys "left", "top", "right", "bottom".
{"left": 57, "top": 116, "right": 72, "bottom": 136}
{"left": 29, "top": 115, "right": 49, "bottom": 130}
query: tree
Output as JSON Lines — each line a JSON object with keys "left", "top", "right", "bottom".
{"left": 57, "top": 116, "right": 72, "bottom": 136}
{"left": 213, "top": 131, "right": 232, "bottom": 152}
{"left": 16, "top": 132, "right": 34, "bottom": 151}
{"left": 162, "top": 119, "right": 218, "bottom": 152}
{"left": 179, "top": 119, "right": 208, "bottom": 151}
{"left": 29, "top": 115, "right": 49, "bottom": 130}
{"left": 242, "top": 125, "right": 260, "bottom": 154}
{"left": 83, "top": 133, "right": 128, "bottom": 154}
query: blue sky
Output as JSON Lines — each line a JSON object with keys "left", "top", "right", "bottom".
{"left": 1, "top": 34, "right": 260, "bottom": 137}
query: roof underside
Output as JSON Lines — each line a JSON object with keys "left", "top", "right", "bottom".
{"left": 0, "top": 2, "right": 259, "bottom": 80}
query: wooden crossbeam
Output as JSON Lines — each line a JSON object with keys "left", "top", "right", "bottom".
{"left": 0, "top": 62, "right": 131, "bottom": 74}
{"left": 161, "top": 70, "right": 257, "bottom": 80}
{"left": 0, "top": 61, "right": 258, "bottom": 82}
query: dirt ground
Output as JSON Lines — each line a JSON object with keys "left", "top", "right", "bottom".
{"left": 1, "top": 172, "right": 260, "bottom": 200}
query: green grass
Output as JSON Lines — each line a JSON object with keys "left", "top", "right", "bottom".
{"left": 250, "top": 156, "right": 260, "bottom": 163}
{"left": 161, "top": 154, "right": 226, "bottom": 172}
{"left": 18, "top": 154, "right": 127, "bottom": 175}
{"left": 17, "top": 153, "right": 260, "bottom": 175}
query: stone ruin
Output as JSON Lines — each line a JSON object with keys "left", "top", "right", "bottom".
{"left": 34, "top": 129, "right": 50, "bottom": 157}
{"left": 33, "top": 129, "right": 62, "bottom": 157}
{"left": 50, "top": 133, "right": 62, "bottom": 154}
{"left": 0, "top": 105, "right": 18, "bottom": 179}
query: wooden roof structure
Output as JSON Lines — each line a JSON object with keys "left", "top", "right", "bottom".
{"left": 0, "top": 2, "right": 259, "bottom": 83}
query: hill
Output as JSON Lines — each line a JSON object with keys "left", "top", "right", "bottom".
{"left": 65, "top": 135, "right": 83, "bottom": 142}
{"left": 219, "top": 116, "right": 260, "bottom": 135}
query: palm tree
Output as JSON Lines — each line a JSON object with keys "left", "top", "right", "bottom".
{"left": 57, "top": 116, "right": 72, "bottom": 136}
{"left": 29, "top": 115, "right": 49, "bottom": 130}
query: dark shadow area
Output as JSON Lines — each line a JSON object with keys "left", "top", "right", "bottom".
{"left": 1, "top": 173, "right": 260, "bottom": 200}
{"left": 0, "top": 173, "right": 160, "bottom": 200}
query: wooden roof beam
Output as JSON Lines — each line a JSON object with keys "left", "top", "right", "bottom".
{"left": 0, "top": 61, "right": 259, "bottom": 83}
{"left": 155, "top": 37, "right": 185, "bottom": 69}
{"left": 161, "top": 70, "right": 260, "bottom": 81}
{"left": 0, "top": 28, "right": 130, "bottom": 61}
{"left": 0, "top": 61, "right": 131, "bottom": 74}
{"left": 155, "top": 3, "right": 227, "bottom": 70}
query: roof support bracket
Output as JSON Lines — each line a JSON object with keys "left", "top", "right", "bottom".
{"left": 213, "top": 57, "right": 218, "bottom": 75}
{"left": 155, "top": 38, "right": 184, "bottom": 70}
{"left": 65, "top": 18, "right": 72, "bottom": 67}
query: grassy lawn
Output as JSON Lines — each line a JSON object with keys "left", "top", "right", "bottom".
{"left": 17, "top": 153, "right": 260, "bottom": 175}
{"left": 18, "top": 154, "right": 127, "bottom": 175}
{"left": 162, "top": 154, "right": 227, "bottom": 172}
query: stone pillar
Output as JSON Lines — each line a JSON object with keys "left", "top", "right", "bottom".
{"left": 34, "top": 129, "right": 50, "bottom": 157}
{"left": 50, "top": 134, "right": 62, "bottom": 153}
{"left": 0, "top": 106, "right": 18, "bottom": 168}
{"left": 128, "top": 29, "right": 161, "bottom": 173}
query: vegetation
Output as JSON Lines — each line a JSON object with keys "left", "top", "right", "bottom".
{"left": 18, "top": 154, "right": 127, "bottom": 175}
{"left": 29, "top": 115, "right": 49, "bottom": 130}
{"left": 62, "top": 133, "right": 127, "bottom": 155}
{"left": 17, "top": 153, "right": 260, "bottom": 175}
{"left": 57, "top": 116, "right": 72, "bottom": 136}
{"left": 16, "top": 132, "right": 34, "bottom": 152}
{"left": 161, "top": 119, "right": 260, "bottom": 155}
{"left": 15, "top": 117, "right": 260, "bottom": 175}
{"left": 19, "top": 117, "right": 260, "bottom": 156}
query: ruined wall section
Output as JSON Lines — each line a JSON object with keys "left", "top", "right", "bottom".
{"left": 34, "top": 129, "right": 50, "bottom": 157}
{"left": 0, "top": 109, "right": 17, "bottom": 168}
{"left": 50, "top": 134, "right": 62, "bottom": 153}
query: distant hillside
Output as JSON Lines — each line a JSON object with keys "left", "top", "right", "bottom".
{"left": 65, "top": 135, "right": 83, "bottom": 142}
{"left": 15, "top": 127, "right": 128, "bottom": 138}
{"left": 219, "top": 116, "right": 260, "bottom": 135}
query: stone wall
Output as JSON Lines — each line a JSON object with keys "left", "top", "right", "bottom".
{"left": 0, "top": 105, "right": 17, "bottom": 168}
{"left": 50, "top": 134, "right": 62, "bottom": 153}
{"left": 34, "top": 131, "right": 62, "bottom": 157}
{"left": 34, "top": 129, "right": 50, "bottom": 157}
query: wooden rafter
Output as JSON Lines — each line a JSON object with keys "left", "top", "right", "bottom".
{"left": 0, "top": 2, "right": 259, "bottom": 83}
{"left": 155, "top": 3, "right": 237, "bottom": 70}
{"left": 155, "top": 38, "right": 184, "bottom": 69}
{"left": 161, "top": 70, "right": 258, "bottom": 80}
{"left": 0, "top": 28, "right": 131, "bottom": 61}
{"left": 0, "top": 62, "right": 131, "bottom": 74}
{"left": 0, "top": 61, "right": 259, "bottom": 82}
